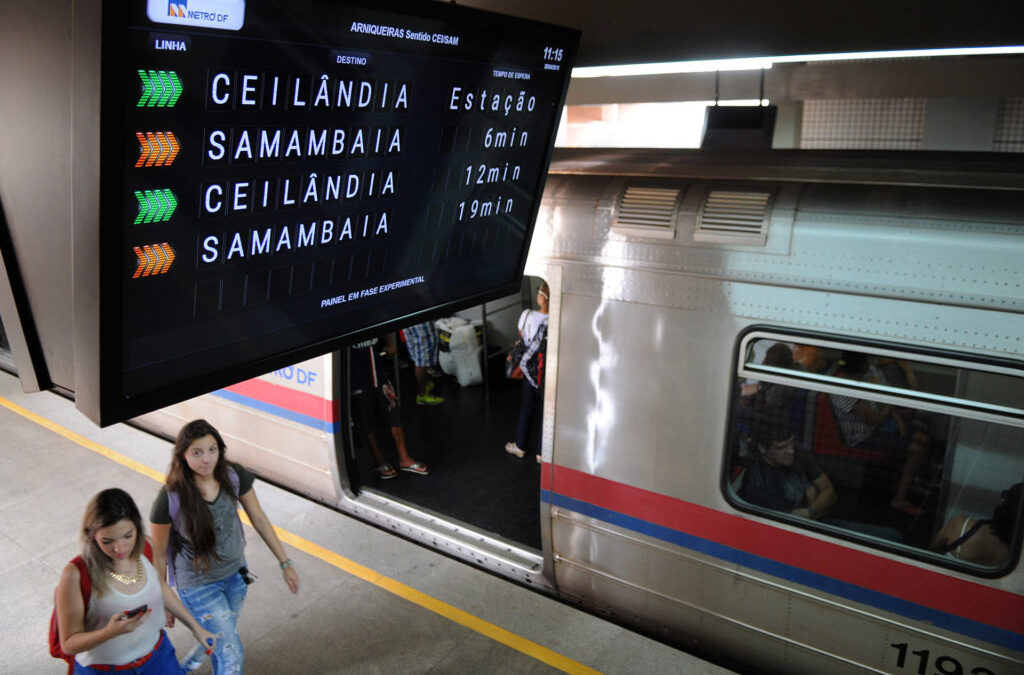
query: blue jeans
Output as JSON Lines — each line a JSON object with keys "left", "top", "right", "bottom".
{"left": 74, "top": 630, "right": 182, "bottom": 674}
{"left": 177, "top": 572, "right": 248, "bottom": 675}
{"left": 515, "top": 382, "right": 542, "bottom": 453}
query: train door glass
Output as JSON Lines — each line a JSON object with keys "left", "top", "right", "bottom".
{"left": 342, "top": 276, "right": 547, "bottom": 550}
{"left": 725, "top": 332, "right": 1024, "bottom": 574}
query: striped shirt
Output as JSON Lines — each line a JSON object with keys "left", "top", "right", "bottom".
{"left": 829, "top": 394, "right": 874, "bottom": 446}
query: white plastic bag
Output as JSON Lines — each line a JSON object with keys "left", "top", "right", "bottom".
{"left": 435, "top": 317, "right": 468, "bottom": 375}
{"left": 449, "top": 324, "right": 482, "bottom": 386}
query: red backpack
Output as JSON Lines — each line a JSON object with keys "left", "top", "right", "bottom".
{"left": 49, "top": 540, "right": 153, "bottom": 674}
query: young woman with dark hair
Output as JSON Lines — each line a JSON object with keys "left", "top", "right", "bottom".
{"left": 931, "top": 483, "right": 1022, "bottom": 567}
{"left": 150, "top": 419, "right": 299, "bottom": 674}
{"left": 55, "top": 488, "right": 214, "bottom": 674}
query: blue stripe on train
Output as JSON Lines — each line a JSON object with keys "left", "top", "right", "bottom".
{"left": 210, "top": 389, "right": 339, "bottom": 433}
{"left": 543, "top": 490, "right": 1023, "bottom": 653}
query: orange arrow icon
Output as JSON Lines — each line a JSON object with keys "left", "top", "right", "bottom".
{"left": 132, "top": 243, "right": 175, "bottom": 278}
{"left": 135, "top": 132, "right": 180, "bottom": 167}
{"left": 157, "top": 242, "right": 175, "bottom": 273}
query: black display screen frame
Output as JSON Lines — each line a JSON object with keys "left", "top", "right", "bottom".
{"left": 94, "top": 0, "right": 577, "bottom": 425}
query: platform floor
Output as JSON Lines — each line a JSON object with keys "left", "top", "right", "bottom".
{"left": 0, "top": 370, "right": 735, "bottom": 674}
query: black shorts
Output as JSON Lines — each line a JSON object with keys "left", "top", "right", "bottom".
{"left": 352, "top": 381, "right": 402, "bottom": 433}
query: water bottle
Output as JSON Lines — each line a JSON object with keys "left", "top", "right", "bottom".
{"left": 181, "top": 641, "right": 209, "bottom": 671}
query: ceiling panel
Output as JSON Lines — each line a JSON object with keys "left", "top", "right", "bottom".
{"left": 439, "top": 1, "right": 1024, "bottom": 66}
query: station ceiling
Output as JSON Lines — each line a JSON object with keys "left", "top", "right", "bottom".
{"left": 441, "top": 0, "right": 1024, "bottom": 67}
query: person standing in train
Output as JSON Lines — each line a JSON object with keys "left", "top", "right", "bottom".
{"left": 350, "top": 333, "right": 431, "bottom": 478}
{"left": 55, "top": 488, "right": 216, "bottom": 674}
{"left": 830, "top": 352, "right": 930, "bottom": 515}
{"left": 401, "top": 321, "right": 445, "bottom": 406}
{"left": 149, "top": 419, "right": 300, "bottom": 674}
{"left": 505, "top": 280, "right": 550, "bottom": 463}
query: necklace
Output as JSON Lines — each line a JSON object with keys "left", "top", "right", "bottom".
{"left": 107, "top": 557, "right": 144, "bottom": 585}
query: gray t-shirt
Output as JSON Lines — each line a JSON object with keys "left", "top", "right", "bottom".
{"left": 150, "top": 463, "right": 255, "bottom": 589}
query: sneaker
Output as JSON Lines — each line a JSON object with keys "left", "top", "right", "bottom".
{"left": 416, "top": 392, "right": 444, "bottom": 406}
{"left": 504, "top": 442, "right": 525, "bottom": 458}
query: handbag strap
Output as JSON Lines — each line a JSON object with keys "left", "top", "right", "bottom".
{"left": 518, "top": 309, "right": 531, "bottom": 334}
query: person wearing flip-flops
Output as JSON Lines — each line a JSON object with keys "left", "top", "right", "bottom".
{"left": 350, "top": 333, "right": 430, "bottom": 479}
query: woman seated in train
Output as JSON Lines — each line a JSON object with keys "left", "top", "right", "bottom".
{"left": 930, "top": 483, "right": 1021, "bottom": 568}
{"left": 738, "top": 406, "right": 837, "bottom": 521}
{"left": 829, "top": 352, "right": 929, "bottom": 515}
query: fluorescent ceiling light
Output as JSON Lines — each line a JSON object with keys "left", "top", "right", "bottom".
{"left": 571, "top": 45, "right": 1024, "bottom": 78}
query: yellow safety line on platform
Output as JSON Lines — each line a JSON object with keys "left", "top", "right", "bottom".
{"left": 0, "top": 395, "right": 602, "bottom": 675}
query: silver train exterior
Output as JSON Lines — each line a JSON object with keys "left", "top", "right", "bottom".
{"left": 136, "top": 149, "right": 1024, "bottom": 675}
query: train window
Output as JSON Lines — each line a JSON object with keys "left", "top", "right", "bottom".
{"left": 726, "top": 331, "right": 1024, "bottom": 575}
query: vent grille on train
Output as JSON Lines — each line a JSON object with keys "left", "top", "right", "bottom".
{"left": 612, "top": 185, "right": 680, "bottom": 238}
{"left": 695, "top": 189, "right": 772, "bottom": 245}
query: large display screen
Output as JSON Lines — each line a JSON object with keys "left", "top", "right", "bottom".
{"left": 97, "top": 0, "right": 577, "bottom": 422}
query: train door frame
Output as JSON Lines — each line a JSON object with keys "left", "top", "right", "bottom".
{"left": 324, "top": 268, "right": 563, "bottom": 587}
{"left": 330, "top": 348, "right": 359, "bottom": 500}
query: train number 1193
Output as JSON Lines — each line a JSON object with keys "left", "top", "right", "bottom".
{"left": 890, "top": 643, "right": 995, "bottom": 675}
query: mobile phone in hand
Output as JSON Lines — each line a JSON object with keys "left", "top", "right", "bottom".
{"left": 123, "top": 604, "right": 148, "bottom": 618}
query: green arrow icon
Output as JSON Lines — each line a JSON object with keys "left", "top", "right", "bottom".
{"left": 137, "top": 70, "right": 182, "bottom": 107}
{"left": 134, "top": 189, "right": 177, "bottom": 224}
{"left": 167, "top": 71, "right": 183, "bottom": 106}
{"left": 157, "top": 71, "right": 172, "bottom": 107}
{"left": 137, "top": 70, "right": 153, "bottom": 107}
{"left": 142, "top": 191, "right": 155, "bottom": 223}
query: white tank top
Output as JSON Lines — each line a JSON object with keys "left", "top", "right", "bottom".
{"left": 78, "top": 556, "right": 164, "bottom": 666}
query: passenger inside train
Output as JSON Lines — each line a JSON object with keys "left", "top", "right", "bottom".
{"left": 831, "top": 352, "right": 930, "bottom": 515}
{"left": 505, "top": 280, "right": 550, "bottom": 463}
{"left": 344, "top": 276, "right": 547, "bottom": 550}
{"left": 931, "top": 482, "right": 1022, "bottom": 567}
{"left": 729, "top": 335, "right": 1023, "bottom": 565}
{"left": 400, "top": 321, "right": 445, "bottom": 407}
{"left": 349, "top": 334, "right": 430, "bottom": 479}
{"left": 738, "top": 405, "right": 837, "bottom": 520}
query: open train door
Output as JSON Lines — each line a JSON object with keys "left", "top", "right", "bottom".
{"left": 333, "top": 272, "right": 558, "bottom": 585}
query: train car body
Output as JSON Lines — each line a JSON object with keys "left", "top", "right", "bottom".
{"left": 135, "top": 149, "right": 1024, "bottom": 674}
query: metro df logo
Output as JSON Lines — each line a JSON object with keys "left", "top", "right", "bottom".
{"left": 147, "top": 0, "right": 245, "bottom": 31}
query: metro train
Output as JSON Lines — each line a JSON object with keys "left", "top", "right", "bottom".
{"left": 87, "top": 149, "right": 1024, "bottom": 673}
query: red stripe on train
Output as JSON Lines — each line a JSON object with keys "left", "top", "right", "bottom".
{"left": 550, "top": 464, "right": 1024, "bottom": 634}
{"left": 223, "top": 379, "right": 337, "bottom": 423}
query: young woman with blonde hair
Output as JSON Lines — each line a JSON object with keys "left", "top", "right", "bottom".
{"left": 55, "top": 488, "right": 214, "bottom": 673}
